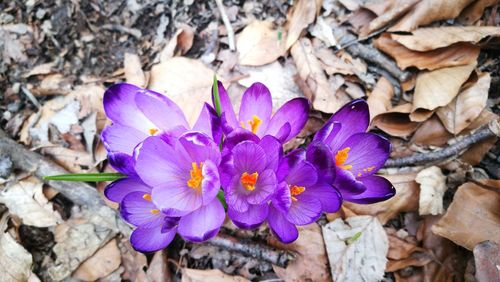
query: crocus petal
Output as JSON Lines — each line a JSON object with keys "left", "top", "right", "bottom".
{"left": 349, "top": 175, "right": 396, "bottom": 204}
{"left": 213, "top": 81, "right": 238, "bottom": 130}
{"left": 192, "top": 103, "right": 222, "bottom": 144}
{"left": 130, "top": 225, "right": 176, "bottom": 253}
{"left": 101, "top": 124, "right": 148, "bottom": 155}
{"left": 223, "top": 129, "right": 260, "bottom": 151}
{"left": 134, "top": 88, "right": 189, "bottom": 133}
{"left": 104, "top": 177, "right": 151, "bottom": 203}
{"left": 285, "top": 160, "right": 318, "bottom": 188}
{"left": 152, "top": 184, "right": 202, "bottom": 217}
{"left": 306, "top": 142, "right": 335, "bottom": 184}
{"left": 276, "top": 149, "right": 306, "bottom": 182}
{"left": 247, "top": 169, "right": 277, "bottom": 205}
{"left": 178, "top": 132, "right": 221, "bottom": 165}
{"left": 178, "top": 199, "right": 225, "bottom": 242}
{"left": 307, "top": 182, "right": 342, "bottom": 213}
{"left": 339, "top": 132, "right": 391, "bottom": 178}
{"left": 232, "top": 141, "right": 267, "bottom": 174}
{"left": 120, "top": 192, "right": 164, "bottom": 228}
{"left": 225, "top": 175, "right": 250, "bottom": 213}
{"left": 285, "top": 193, "right": 322, "bottom": 226}
{"left": 103, "top": 83, "right": 154, "bottom": 131}
{"left": 238, "top": 83, "right": 272, "bottom": 136}
{"left": 228, "top": 203, "right": 269, "bottom": 229}
{"left": 273, "top": 122, "right": 292, "bottom": 143}
{"left": 334, "top": 167, "right": 366, "bottom": 199}
{"left": 268, "top": 206, "right": 298, "bottom": 244}
{"left": 313, "top": 121, "right": 342, "bottom": 153}
{"left": 259, "top": 135, "right": 283, "bottom": 171}
{"left": 108, "top": 152, "right": 136, "bottom": 175}
{"left": 266, "top": 98, "right": 309, "bottom": 142}
{"left": 135, "top": 136, "right": 187, "bottom": 187}
{"left": 201, "top": 159, "right": 220, "bottom": 205}
{"left": 272, "top": 182, "right": 292, "bottom": 213}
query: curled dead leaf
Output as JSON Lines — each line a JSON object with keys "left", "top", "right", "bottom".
{"left": 371, "top": 103, "right": 420, "bottom": 138}
{"left": 366, "top": 0, "right": 420, "bottom": 34}
{"left": 459, "top": 0, "right": 500, "bottom": 24}
{"left": 285, "top": 0, "right": 317, "bottom": 49}
{"left": 415, "top": 166, "right": 447, "bottom": 216}
{"left": 367, "top": 76, "right": 393, "bottom": 120}
{"left": 237, "top": 21, "right": 286, "bottom": 66}
{"left": 410, "top": 115, "right": 452, "bottom": 147}
{"left": 73, "top": 239, "right": 121, "bottom": 281}
{"left": 0, "top": 213, "right": 33, "bottom": 282}
{"left": 181, "top": 268, "right": 249, "bottom": 282}
{"left": 124, "top": 53, "right": 147, "bottom": 88}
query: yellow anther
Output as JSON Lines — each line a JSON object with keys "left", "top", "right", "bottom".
{"left": 289, "top": 185, "right": 306, "bottom": 202}
{"left": 150, "top": 209, "right": 160, "bottom": 215}
{"left": 142, "top": 194, "right": 152, "bottom": 201}
{"left": 187, "top": 162, "right": 204, "bottom": 190}
{"left": 149, "top": 128, "right": 159, "bottom": 135}
{"left": 240, "top": 172, "right": 259, "bottom": 191}
{"left": 247, "top": 115, "right": 262, "bottom": 134}
{"left": 335, "top": 147, "right": 352, "bottom": 170}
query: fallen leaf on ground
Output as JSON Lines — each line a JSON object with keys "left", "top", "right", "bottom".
{"left": 124, "top": 52, "right": 147, "bottom": 88}
{"left": 432, "top": 182, "right": 500, "bottom": 250}
{"left": 371, "top": 103, "right": 420, "bottom": 137}
{"left": 392, "top": 26, "right": 500, "bottom": 51}
{"left": 310, "top": 16, "right": 338, "bottom": 47}
{"left": 73, "top": 239, "right": 121, "bottom": 281}
{"left": 374, "top": 34, "right": 480, "bottom": 71}
{"left": 389, "top": 0, "right": 475, "bottom": 32}
{"left": 237, "top": 21, "right": 286, "bottom": 66}
{"left": 473, "top": 241, "right": 500, "bottom": 282}
{"left": 291, "top": 38, "right": 341, "bottom": 113}
{"left": 29, "top": 74, "right": 74, "bottom": 96}
{"left": 344, "top": 174, "right": 419, "bottom": 224}
{"left": 460, "top": 109, "right": 499, "bottom": 165}
{"left": 181, "top": 268, "right": 249, "bottom": 282}
{"left": 386, "top": 228, "right": 432, "bottom": 272}
{"left": 367, "top": 76, "right": 393, "bottom": 120}
{"left": 415, "top": 166, "right": 447, "bottom": 216}
{"left": 0, "top": 176, "right": 62, "bottom": 227}
{"left": 285, "top": 0, "right": 317, "bottom": 49}
{"left": 270, "top": 223, "right": 331, "bottom": 282}
{"left": 323, "top": 216, "right": 388, "bottom": 282}
{"left": 118, "top": 237, "right": 148, "bottom": 282}
{"left": 0, "top": 214, "right": 33, "bottom": 281}
{"left": 23, "top": 62, "right": 57, "bottom": 77}
{"left": 410, "top": 115, "right": 453, "bottom": 147}
{"left": 41, "top": 146, "right": 94, "bottom": 173}
{"left": 411, "top": 63, "right": 476, "bottom": 122}
{"left": 146, "top": 251, "right": 171, "bottom": 282}
{"left": 0, "top": 29, "right": 27, "bottom": 63}
{"left": 159, "top": 25, "right": 195, "bottom": 62}
{"left": 148, "top": 57, "right": 215, "bottom": 126}
{"left": 366, "top": 0, "right": 420, "bottom": 34}
{"left": 436, "top": 73, "right": 490, "bottom": 134}
{"left": 458, "top": 0, "right": 500, "bottom": 24}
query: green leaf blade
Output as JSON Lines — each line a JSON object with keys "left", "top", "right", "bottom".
{"left": 43, "top": 173, "right": 126, "bottom": 182}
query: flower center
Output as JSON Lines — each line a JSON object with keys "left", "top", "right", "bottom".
{"left": 143, "top": 193, "right": 160, "bottom": 214}
{"left": 335, "top": 147, "right": 352, "bottom": 170}
{"left": 240, "top": 172, "right": 259, "bottom": 191}
{"left": 187, "top": 162, "right": 204, "bottom": 190}
{"left": 289, "top": 185, "right": 306, "bottom": 201}
{"left": 149, "top": 128, "right": 159, "bottom": 135}
{"left": 248, "top": 115, "right": 262, "bottom": 134}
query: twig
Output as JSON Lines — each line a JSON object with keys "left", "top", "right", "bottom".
{"left": 101, "top": 24, "right": 142, "bottom": 39}
{"left": 335, "top": 26, "right": 389, "bottom": 52}
{"left": 215, "top": 0, "right": 235, "bottom": 51}
{"left": 208, "top": 233, "right": 296, "bottom": 268}
{"left": 20, "top": 86, "right": 41, "bottom": 109}
{"left": 384, "top": 125, "right": 498, "bottom": 168}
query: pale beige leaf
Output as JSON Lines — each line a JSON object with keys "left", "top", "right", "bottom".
{"left": 410, "top": 115, "right": 452, "bottom": 147}
{"left": 323, "top": 216, "right": 388, "bottom": 282}
{"left": 344, "top": 174, "right": 419, "bottom": 224}
{"left": 42, "top": 146, "right": 94, "bottom": 173}
{"left": 124, "top": 52, "right": 146, "bottom": 88}
{"left": 371, "top": 103, "right": 419, "bottom": 137}
{"left": 0, "top": 216, "right": 33, "bottom": 282}
{"left": 432, "top": 182, "right": 500, "bottom": 250}
{"left": 436, "top": 73, "right": 490, "bottom": 134}
{"left": 23, "top": 62, "right": 57, "bottom": 77}
{"left": 181, "top": 269, "right": 249, "bottom": 282}
{"left": 146, "top": 251, "right": 171, "bottom": 282}
{"left": 0, "top": 177, "right": 62, "bottom": 227}
{"left": 415, "top": 166, "right": 447, "bottom": 216}
{"left": 367, "top": 0, "right": 420, "bottom": 33}
{"left": 237, "top": 21, "right": 286, "bottom": 66}
{"left": 411, "top": 64, "right": 476, "bottom": 121}
{"left": 367, "top": 76, "right": 393, "bottom": 120}
{"left": 310, "top": 16, "right": 338, "bottom": 47}
{"left": 73, "top": 239, "right": 121, "bottom": 281}
{"left": 291, "top": 38, "right": 341, "bottom": 113}
{"left": 392, "top": 26, "right": 500, "bottom": 51}
{"left": 374, "top": 34, "right": 480, "bottom": 71}
{"left": 159, "top": 25, "right": 195, "bottom": 62}
{"left": 285, "top": 0, "right": 317, "bottom": 49}
{"left": 148, "top": 57, "right": 215, "bottom": 126}
{"left": 389, "top": 0, "right": 475, "bottom": 32}
{"left": 459, "top": 0, "right": 500, "bottom": 24}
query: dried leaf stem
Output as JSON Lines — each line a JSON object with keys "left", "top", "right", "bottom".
{"left": 215, "top": 0, "right": 235, "bottom": 51}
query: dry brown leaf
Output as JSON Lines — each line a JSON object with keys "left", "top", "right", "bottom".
{"left": 118, "top": 238, "right": 148, "bottom": 282}
{"left": 344, "top": 174, "right": 419, "bottom": 224}
{"left": 410, "top": 115, "right": 452, "bottom": 147}
{"left": 385, "top": 228, "right": 433, "bottom": 272}
{"left": 148, "top": 57, "right": 215, "bottom": 126}
{"left": 237, "top": 21, "right": 286, "bottom": 66}
{"left": 29, "top": 74, "right": 73, "bottom": 96}
{"left": 473, "top": 241, "right": 500, "bottom": 282}
{"left": 415, "top": 166, "right": 447, "bottom": 216}
{"left": 42, "top": 147, "right": 94, "bottom": 173}
{"left": 460, "top": 109, "right": 499, "bottom": 165}
{"left": 389, "top": 0, "right": 475, "bottom": 32}
{"left": 159, "top": 25, "right": 195, "bottom": 62}
{"left": 285, "top": 0, "right": 317, "bottom": 49}
{"left": 310, "top": 16, "right": 338, "bottom": 47}
{"left": 270, "top": 223, "right": 330, "bottom": 282}
{"left": 459, "top": 0, "right": 500, "bottom": 24}
{"left": 0, "top": 214, "right": 33, "bottom": 282}
{"left": 124, "top": 52, "right": 146, "bottom": 88}
{"left": 73, "top": 239, "right": 121, "bottom": 281}
{"left": 146, "top": 251, "right": 171, "bottom": 282}
{"left": 432, "top": 182, "right": 500, "bottom": 250}
{"left": 436, "top": 73, "right": 490, "bottom": 134}
{"left": 23, "top": 62, "right": 57, "bottom": 77}
{"left": 392, "top": 26, "right": 500, "bottom": 51}
{"left": 366, "top": 0, "right": 420, "bottom": 34}
{"left": 367, "top": 76, "right": 393, "bottom": 120}
{"left": 323, "top": 216, "right": 388, "bottom": 282}
{"left": 315, "top": 47, "right": 362, "bottom": 76}
{"left": 181, "top": 269, "right": 249, "bottom": 282}
{"left": 0, "top": 176, "right": 62, "bottom": 227}
{"left": 291, "top": 38, "right": 341, "bottom": 113}
{"left": 411, "top": 64, "right": 476, "bottom": 122}
{"left": 346, "top": 8, "right": 377, "bottom": 35}
{"left": 371, "top": 103, "right": 420, "bottom": 138}
{"left": 374, "top": 34, "right": 480, "bottom": 71}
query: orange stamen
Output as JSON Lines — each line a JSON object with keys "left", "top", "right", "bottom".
{"left": 335, "top": 147, "right": 352, "bottom": 170}
{"left": 142, "top": 194, "right": 152, "bottom": 201}
{"left": 187, "top": 162, "right": 203, "bottom": 190}
{"left": 150, "top": 209, "right": 160, "bottom": 215}
{"left": 290, "top": 185, "right": 306, "bottom": 202}
{"left": 149, "top": 128, "right": 159, "bottom": 135}
{"left": 247, "top": 115, "right": 262, "bottom": 134}
{"left": 240, "top": 172, "right": 259, "bottom": 191}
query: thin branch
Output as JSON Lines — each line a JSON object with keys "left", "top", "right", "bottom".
{"left": 215, "top": 0, "right": 235, "bottom": 51}
{"left": 384, "top": 125, "right": 498, "bottom": 168}
{"left": 208, "top": 233, "right": 296, "bottom": 268}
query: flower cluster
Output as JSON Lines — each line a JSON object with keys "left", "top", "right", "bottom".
{"left": 102, "top": 81, "right": 395, "bottom": 252}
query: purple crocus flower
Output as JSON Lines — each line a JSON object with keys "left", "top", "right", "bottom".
{"left": 221, "top": 134, "right": 281, "bottom": 228}
{"left": 312, "top": 99, "right": 395, "bottom": 203}
{"left": 268, "top": 149, "right": 342, "bottom": 243}
{"left": 101, "top": 83, "right": 219, "bottom": 174}
{"left": 214, "top": 81, "right": 309, "bottom": 143}
{"left": 134, "top": 132, "right": 225, "bottom": 242}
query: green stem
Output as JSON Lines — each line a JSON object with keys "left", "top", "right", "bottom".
{"left": 43, "top": 173, "right": 126, "bottom": 182}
